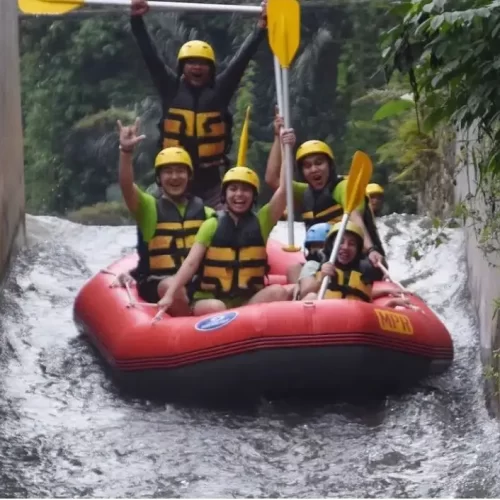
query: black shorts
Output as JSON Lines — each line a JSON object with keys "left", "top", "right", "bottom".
{"left": 136, "top": 277, "right": 162, "bottom": 304}
{"left": 136, "top": 276, "right": 198, "bottom": 304}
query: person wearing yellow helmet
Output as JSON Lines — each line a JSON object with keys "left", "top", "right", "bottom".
{"left": 156, "top": 128, "right": 294, "bottom": 318}
{"left": 264, "top": 126, "right": 386, "bottom": 283}
{"left": 301, "top": 222, "right": 416, "bottom": 308}
{"left": 116, "top": 118, "right": 216, "bottom": 315}
{"left": 301, "top": 222, "right": 384, "bottom": 302}
{"left": 366, "top": 183, "right": 385, "bottom": 217}
{"left": 129, "top": 0, "right": 268, "bottom": 210}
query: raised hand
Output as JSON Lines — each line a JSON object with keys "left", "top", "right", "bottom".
{"left": 273, "top": 107, "right": 284, "bottom": 137}
{"left": 117, "top": 117, "right": 146, "bottom": 153}
{"left": 258, "top": 0, "right": 267, "bottom": 28}
{"left": 131, "top": 0, "right": 149, "bottom": 16}
{"left": 280, "top": 126, "right": 296, "bottom": 148}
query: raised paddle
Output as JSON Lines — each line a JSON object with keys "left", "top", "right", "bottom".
{"left": 273, "top": 57, "right": 284, "bottom": 116}
{"left": 267, "top": 0, "right": 301, "bottom": 252}
{"left": 317, "top": 151, "right": 373, "bottom": 300}
{"left": 18, "top": 0, "right": 261, "bottom": 15}
{"left": 236, "top": 106, "right": 251, "bottom": 167}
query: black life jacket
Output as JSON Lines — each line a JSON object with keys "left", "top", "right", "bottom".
{"left": 160, "top": 80, "right": 233, "bottom": 171}
{"left": 301, "top": 178, "right": 343, "bottom": 230}
{"left": 137, "top": 196, "right": 208, "bottom": 278}
{"left": 197, "top": 210, "right": 268, "bottom": 298}
{"left": 301, "top": 178, "right": 387, "bottom": 259}
{"left": 323, "top": 265, "right": 372, "bottom": 302}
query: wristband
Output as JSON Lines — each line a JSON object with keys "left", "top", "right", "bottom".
{"left": 119, "top": 145, "right": 134, "bottom": 154}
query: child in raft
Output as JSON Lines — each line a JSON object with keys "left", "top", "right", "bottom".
{"left": 300, "top": 221, "right": 413, "bottom": 308}
{"left": 291, "top": 222, "right": 330, "bottom": 299}
{"left": 155, "top": 128, "right": 295, "bottom": 318}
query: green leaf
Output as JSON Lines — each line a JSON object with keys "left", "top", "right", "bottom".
{"left": 373, "top": 99, "right": 414, "bottom": 121}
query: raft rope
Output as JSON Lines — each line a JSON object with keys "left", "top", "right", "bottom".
{"left": 99, "top": 269, "right": 158, "bottom": 309}
{"left": 377, "top": 263, "right": 421, "bottom": 312}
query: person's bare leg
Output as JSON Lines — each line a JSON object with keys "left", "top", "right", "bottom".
{"left": 247, "top": 284, "right": 289, "bottom": 305}
{"left": 286, "top": 263, "right": 303, "bottom": 284}
{"left": 192, "top": 299, "right": 227, "bottom": 316}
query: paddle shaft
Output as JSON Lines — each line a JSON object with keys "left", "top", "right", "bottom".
{"left": 282, "top": 67, "right": 296, "bottom": 248}
{"left": 317, "top": 213, "right": 350, "bottom": 299}
{"left": 52, "top": 0, "right": 262, "bottom": 13}
{"left": 273, "top": 57, "right": 284, "bottom": 113}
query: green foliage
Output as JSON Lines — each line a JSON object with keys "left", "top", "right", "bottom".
{"left": 379, "top": 0, "right": 500, "bottom": 224}
{"left": 21, "top": 5, "right": 411, "bottom": 217}
{"left": 373, "top": 99, "right": 414, "bottom": 121}
{"left": 21, "top": 14, "right": 151, "bottom": 214}
{"left": 381, "top": 0, "right": 500, "bottom": 173}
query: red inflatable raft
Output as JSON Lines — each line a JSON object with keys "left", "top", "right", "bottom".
{"left": 74, "top": 238, "right": 454, "bottom": 404}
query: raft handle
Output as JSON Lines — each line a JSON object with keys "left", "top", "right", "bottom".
{"left": 377, "top": 263, "right": 422, "bottom": 313}
{"left": 100, "top": 268, "right": 158, "bottom": 310}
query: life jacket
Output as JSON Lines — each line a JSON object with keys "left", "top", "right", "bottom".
{"left": 301, "top": 178, "right": 343, "bottom": 230}
{"left": 362, "top": 195, "right": 386, "bottom": 258}
{"left": 138, "top": 196, "right": 208, "bottom": 277}
{"left": 160, "top": 80, "right": 233, "bottom": 170}
{"left": 301, "top": 179, "right": 387, "bottom": 259}
{"left": 135, "top": 227, "right": 149, "bottom": 280}
{"left": 322, "top": 266, "right": 372, "bottom": 302}
{"left": 197, "top": 210, "right": 268, "bottom": 298}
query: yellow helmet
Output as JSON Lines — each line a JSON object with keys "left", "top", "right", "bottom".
{"left": 154, "top": 147, "right": 193, "bottom": 172}
{"left": 178, "top": 40, "right": 215, "bottom": 63}
{"left": 366, "top": 183, "right": 384, "bottom": 196}
{"left": 296, "top": 140, "right": 334, "bottom": 163}
{"left": 327, "top": 221, "right": 364, "bottom": 244}
{"left": 222, "top": 166, "right": 260, "bottom": 193}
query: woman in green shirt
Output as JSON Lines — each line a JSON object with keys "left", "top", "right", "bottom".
{"left": 156, "top": 129, "right": 294, "bottom": 318}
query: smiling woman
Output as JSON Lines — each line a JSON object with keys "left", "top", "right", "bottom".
{"left": 155, "top": 127, "right": 295, "bottom": 319}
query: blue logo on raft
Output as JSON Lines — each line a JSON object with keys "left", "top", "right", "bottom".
{"left": 195, "top": 311, "right": 239, "bottom": 332}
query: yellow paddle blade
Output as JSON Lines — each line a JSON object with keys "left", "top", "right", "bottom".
{"left": 345, "top": 151, "right": 373, "bottom": 214}
{"left": 18, "top": 0, "right": 83, "bottom": 15}
{"left": 267, "top": 0, "right": 300, "bottom": 69}
{"left": 236, "top": 106, "right": 251, "bottom": 168}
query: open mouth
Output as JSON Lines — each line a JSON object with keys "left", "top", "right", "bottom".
{"left": 231, "top": 200, "right": 247, "bottom": 210}
{"left": 310, "top": 174, "right": 323, "bottom": 186}
{"left": 189, "top": 71, "right": 204, "bottom": 83}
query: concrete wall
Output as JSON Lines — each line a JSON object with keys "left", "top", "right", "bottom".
{"left": 454, "top": 126, "right": 500, "bottom": 414}
{"left": 0, "top": 0, "right": 26, "bottom": 287}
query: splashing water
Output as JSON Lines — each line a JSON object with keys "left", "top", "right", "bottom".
{"left": 0, "top": 213, "right": 498, "bottom": 497}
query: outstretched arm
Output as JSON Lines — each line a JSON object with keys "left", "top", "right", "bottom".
{"left": 216, "top": 1, "right": 268, "bottom": 103}
{"left": 268, "top": 128, "right": 295, "bottom": 225}
{"left": 130, "top": 2, "right": 177, "bottom": 97}
{"left": 117, "top": 118, "right": 146, "bottom": 215}
{"left": 265, "top": 111, "right": 284, "bottom": 190}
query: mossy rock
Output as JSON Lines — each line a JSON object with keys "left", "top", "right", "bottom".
{"left": 66, "top": 201, "right": 133, "bottom": 226}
